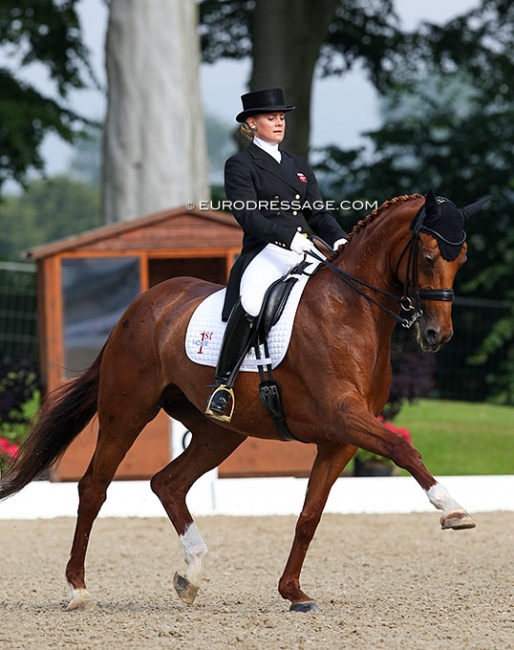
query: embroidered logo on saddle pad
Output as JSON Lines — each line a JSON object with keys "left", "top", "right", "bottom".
{"left": 185, "top": 270, "right": 316, "bottom": 371}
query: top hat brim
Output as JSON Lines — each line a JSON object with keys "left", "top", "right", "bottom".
{"left": 236, "top": 104, "right": 295, "bottom": 123}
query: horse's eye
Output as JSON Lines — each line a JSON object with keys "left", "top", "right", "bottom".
{"left": 424, "top": 253, "right": 435, "bottom": 267}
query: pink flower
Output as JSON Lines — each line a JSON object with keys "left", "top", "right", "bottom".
{"left": 0, "top": 437, "right": 20, "bottom": 459}
{"left": 377, "top": 416, "right": 412, "bottom": 444}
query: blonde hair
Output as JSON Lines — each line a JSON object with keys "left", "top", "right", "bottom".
{"left": 240, "top": 121, "right": 255, "bottom": 140}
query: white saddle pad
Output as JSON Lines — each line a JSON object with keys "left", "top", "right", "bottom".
{"left": 185, "top": 264, "right": 319, "bottom": 372}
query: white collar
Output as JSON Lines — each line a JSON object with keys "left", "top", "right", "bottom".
{"left": 254, "top": 136, "right": 281, "bottom": 163}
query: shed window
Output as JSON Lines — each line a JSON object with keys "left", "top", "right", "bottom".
{"left": 61, "top": 257, "right": 140, "bottom": 377}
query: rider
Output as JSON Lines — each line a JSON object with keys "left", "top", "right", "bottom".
{"left": 206, "top": 87, "right": 348, "bottom": 420}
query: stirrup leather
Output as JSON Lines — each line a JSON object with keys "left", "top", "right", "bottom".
{"left": 205, "top": 385, "right": 235, "bottom": 423}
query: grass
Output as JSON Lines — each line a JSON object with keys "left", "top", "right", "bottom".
{"left": 394, "top": 399, "right": 514, "bottom": 476}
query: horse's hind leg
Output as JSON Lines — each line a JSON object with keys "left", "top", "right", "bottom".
{"left": 150, "top": 414, "right": 245, "bottom": 605}
{"left": 65, "top": 415, "right": 153, "bottom": 610}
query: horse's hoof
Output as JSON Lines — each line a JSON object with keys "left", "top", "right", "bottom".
{"left": 66, "top": 587, "right": 94, "bottom": 611}
{"left": 440, "top": 510, "right": 476, "bottom": 530}
{"left": 290, "top": 600, "right": 322, "bottom": 613}
{"left": 173, "top": 571, "right": 200, "bottom": 605}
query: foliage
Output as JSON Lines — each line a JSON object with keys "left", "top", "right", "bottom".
{"left": 0, "top": 355, "right": 39, "bottom": 424}
{"left": 0, "top": 176, "right": 101, "bottom": 260}
{"left": 199, "top": 0, "right": 514, "bottom": 155}
{"left": 199, "top": 0, "right": 405, "bottom": 153}
{"left": 469, "top": 303, "right": 514, "bottom": 405}
{"left": 0, "top": 355, "right": 40, "bottom": 472}
{"left": 312, "top": 0, "right": 514, "bottom": 403}
{"left": 200, "top": 0, "right": 403, "bottom": 77}
{"left": 204, "top": 114, "right": 238, "bottom": 185}
{"left": 395, "top": 399, "right": 514, "bottom": 476}
{"left": 0, "top": 0, "right": 95, "bottom": 192}
{"left": 199, "top": 0, "right": 254, "bottom": 62}
{"left": 315, "top": 73, "right": 514, "bottom": 401}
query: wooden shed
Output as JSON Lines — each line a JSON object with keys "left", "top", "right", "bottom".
{"left": 26, "top": 205, "right": 316, "bottom": 481}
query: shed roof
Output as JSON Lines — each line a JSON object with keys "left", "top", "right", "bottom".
{"left": 24, "top": 205, "right": 239, "bottom": 260}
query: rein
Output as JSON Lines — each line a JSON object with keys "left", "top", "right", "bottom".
{"left": 309, "top": 210, "right": 455, "bottom": 329}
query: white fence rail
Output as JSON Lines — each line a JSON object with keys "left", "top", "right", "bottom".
{"left": 1, "top": 474, "right": 513, "bottom": 519}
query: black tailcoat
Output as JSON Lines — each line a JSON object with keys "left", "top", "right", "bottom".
{"left": 222, "top": 142, "right": 347, "bottom": 320}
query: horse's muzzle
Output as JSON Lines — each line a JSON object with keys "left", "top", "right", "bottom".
{"left": 418, "top": 323, "right": 453, "bottom": 352}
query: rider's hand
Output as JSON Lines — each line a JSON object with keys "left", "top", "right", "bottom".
{"left": 333, "top": 237, "right": 348, "bottom": 250}
{"left": 290, "top": 232, "right": 316, "bottom": 255}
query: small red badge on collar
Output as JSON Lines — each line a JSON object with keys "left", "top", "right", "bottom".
{"left": 297, "top": 172, "right": 308, "bottom": 183}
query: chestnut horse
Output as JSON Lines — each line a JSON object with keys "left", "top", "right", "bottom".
{"left": 0, "top": 192, "right": 488, "bottom": 613}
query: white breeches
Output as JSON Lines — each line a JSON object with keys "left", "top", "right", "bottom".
{"left": 240, "top": 243, "right": 316, "bottom": 317}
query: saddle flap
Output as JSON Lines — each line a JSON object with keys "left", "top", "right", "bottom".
{"left": 258, "top": 276, "right": 298, "bottom": 336}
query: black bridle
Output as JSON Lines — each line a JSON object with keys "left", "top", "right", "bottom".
{"left": 392, "top": 227, "right": 455, "bottom": 326}
{"left": 308, "top": 209, "right": 456, "bottom": 329}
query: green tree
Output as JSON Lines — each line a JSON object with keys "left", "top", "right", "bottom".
{"left": 314, "top": 70, "right": 514, "bottom": 402}
{"left": 200, "top": 0, "right": 404, "bottom": 154}
{"left": 0, "top": 177, "right": 101, "bottom": 260}
{"left": 0, "top": 0, "right": 94, "bottom": 192}
{"left": 199, "top": 0, "right": 514, "bottom": 156}
{"left": 319, "top": 71, "right": 513, "bottom": 283}
{"left": 205, "top": 113, "right": 237, "bottom": 185}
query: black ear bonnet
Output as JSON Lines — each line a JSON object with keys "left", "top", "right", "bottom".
{"left": 410, "top": 189, "right": 492, "bottom": 261}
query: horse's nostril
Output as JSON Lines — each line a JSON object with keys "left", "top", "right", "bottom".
{"left": 425, "top": 329, "right": 439, "bottom": 345}
{"left": 425, "top": 327, "right": 453, "bottom": 347}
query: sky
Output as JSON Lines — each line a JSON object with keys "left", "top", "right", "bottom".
{"left": 37, "top": 0, "right": 478, "bottom": 175}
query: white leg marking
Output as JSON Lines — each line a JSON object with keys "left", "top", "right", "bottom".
{"left": 426, "top": 482, "right": 463, "bottom": 514}
{"left": 67, "top": 585, "right": 94, "bottom": 611}
{"left": 179, "top": 523, "right": 208, "bottom": 585}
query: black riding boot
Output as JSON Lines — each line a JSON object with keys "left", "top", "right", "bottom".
{"left": 205, "top": 303, "right": 256, "bottom": 421}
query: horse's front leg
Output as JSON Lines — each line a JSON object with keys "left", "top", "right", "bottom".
{"left": 340, "top": 399, "right": 476, "bottom": 530}
{"left": 279, "top": 442, "right": 357, "bottom": 612}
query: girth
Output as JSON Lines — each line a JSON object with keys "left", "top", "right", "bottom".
{"left": 254, "top": 275, "right": 304, "bottom": 442}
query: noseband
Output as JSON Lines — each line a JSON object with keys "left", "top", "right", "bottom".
{"left": 310, "top": 209, "right": 457, "bottom": 329}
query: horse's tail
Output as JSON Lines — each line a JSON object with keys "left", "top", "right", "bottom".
{"left": 0, "top": 348, "right": 104, "bottom": 500}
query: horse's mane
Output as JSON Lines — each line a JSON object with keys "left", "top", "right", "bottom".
{"left": 348, "top": 194, "right": 424, "bottom": 240}
{"left": 328, "top": 193, "right": 424, "bottom": 261}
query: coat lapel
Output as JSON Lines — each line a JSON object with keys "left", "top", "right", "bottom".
{"left": 248, "top": 143, "right": 303, "bottom": 192}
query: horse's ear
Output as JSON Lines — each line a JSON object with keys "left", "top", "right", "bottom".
{"left": 424, "top": 188, "right": 438, "bottom": 217}
{"left": 459, "top": 195, "right": 493, "bottom": 221}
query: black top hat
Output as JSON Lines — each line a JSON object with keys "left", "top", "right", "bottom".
{"left": 236, "top": 87, "right": 295, "bottom": 123}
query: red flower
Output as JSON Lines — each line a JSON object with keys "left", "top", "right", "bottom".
{"left": 377, "top": 416, "right": 412, "bottom": 444}
{"left": 0, "top": 437, "right": 20, "bottom": 459}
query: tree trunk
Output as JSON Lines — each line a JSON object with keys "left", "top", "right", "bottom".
{"left": 102, "top": 0, "right": 209, "bottom": 223}
{"left": 249, "top": 0, "right": 339, "bottom": 157}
